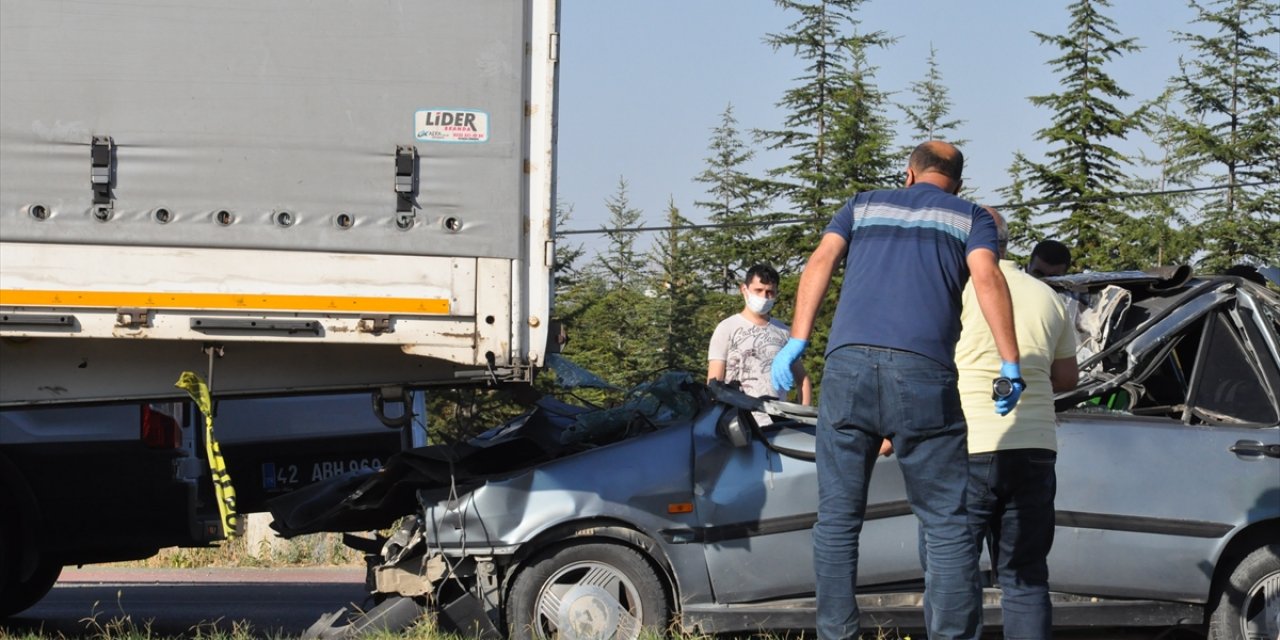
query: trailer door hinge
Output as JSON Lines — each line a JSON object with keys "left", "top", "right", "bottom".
{"left": 91, "top": 136, "right": 115, "bottom": 206}
{"left": 549, "top": 33, "right": 559, "bottom": 62}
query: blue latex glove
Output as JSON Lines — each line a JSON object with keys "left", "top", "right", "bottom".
{"left": 994, "top": 361, "right": 1026, "bottom": 416}
{"left": 771, "top": 338, "right": 808, "bottom": 392}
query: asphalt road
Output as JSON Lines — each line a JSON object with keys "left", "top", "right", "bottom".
{"left": 1, "top": 567, "right": 371, "bottom": 638}
{"left": 1, "top": 567, "right": 1208, "bottom": 639}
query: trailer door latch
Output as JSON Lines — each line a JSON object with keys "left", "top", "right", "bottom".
{"left": 91, "top": 136, "right": 115, "bottom": 206}
{"left": 395, "top": 145, "right": 418, "bottom": 223}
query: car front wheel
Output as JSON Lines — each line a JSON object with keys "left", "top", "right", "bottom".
{"left": 1208, "top": 543, "right": 1280, "bottom": 640}
{"left": 506, "top": 542, "right": 669, "bottom": 640}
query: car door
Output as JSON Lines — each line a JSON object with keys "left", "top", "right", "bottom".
{"left": 1050, "top": 299, "right": 1280, "bottom": 602}
{"left": 691, "top": 411, "right": 921, "bottom": 604}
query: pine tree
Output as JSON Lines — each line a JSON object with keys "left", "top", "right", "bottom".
{"left": 595, "top": 177, "right": 648, "bottom": 289}
{"left": 898, "top": 45, "right": 967, "bottom": 150}
{"left": 1026, "top": 0, "right": 1146, "bottom": 271}
{"left": 557, "top": 178, "right": 658, "bottom": 388}
{"left": 759, "top": 0, "right": 895, "bottom": 269}
{"left": 1120, "top": 89, "right": 1200, "bottom": 268}
{"left": 1172, "top": 0, "right": 1280, "bottom": 272}
{"left": 824, "top": 44, "right": 899, "bottom": 205}
{"left": 647, "top": 199, "right": 714, "bottom": 376}
{"left": 997, "top": 152, "right": 1042, "bottom": 263}
{"left": 693, "top": 104, "right": 774, "bottom": 292}
{"left": 551, "top": 199, "right": 587, "bottom": 296}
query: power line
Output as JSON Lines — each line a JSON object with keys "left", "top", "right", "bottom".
{"left": 556, "top": 180, "right": 1277, "bottom": 237}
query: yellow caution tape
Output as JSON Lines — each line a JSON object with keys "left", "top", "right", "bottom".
{"left": 175, "top": 371, "right": 239, "bottom": 538}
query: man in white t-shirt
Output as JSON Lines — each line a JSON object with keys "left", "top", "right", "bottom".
{"left": 707, "top": 264, "right": 811, "bottom": 405}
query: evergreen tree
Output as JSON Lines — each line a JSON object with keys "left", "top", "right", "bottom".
{"left": 1120, "top": 89, "right": 1200, "bottom": 268}
{"left": 898, "top": 45, "right": 967, "bottom": 150}
{"left": 1172, "top": 0, "right": 1280, "bottom": 271}
{"left": 555, "top": 178, "right": 656, "bottom": 388}
{"left": 759, "top": 0, "right": 895, "bottom": 269}
{"left": 551, "top": 199, "right": 587, "bottom": 296}
{"left": 824, "top": 44, "right": 899, "bottom": 205}
{"left": 1026, "top": 0, "right": 1146, "bottom": 271}
{"left": 997, "top": 152, "right": 1042, "bottom": 263}
{"left": 595, "top": 177, "right": 648, "bottom": 289}
{"left": 693, "top": 104, "right": 774, "bottom": 292}
{"left": 567, "top": 285, "right": 657, "bottom": 388}
{"left": 647, "top": 199, "right": 714, "bottom": 375}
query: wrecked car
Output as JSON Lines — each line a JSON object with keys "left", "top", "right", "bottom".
{"left": 272, "top": 268, "right": 1280, "bottom": 640}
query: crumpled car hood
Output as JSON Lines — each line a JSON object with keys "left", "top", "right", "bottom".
{"left": 268, "top": 372, "right": 706, "bottom": 537}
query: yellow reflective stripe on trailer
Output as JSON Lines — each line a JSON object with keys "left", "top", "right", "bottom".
{"left": 175, "top": 371, "right": 239, "bottom": 539}
{"left": 0, "top": 290, "right": 450, "bottom": 315}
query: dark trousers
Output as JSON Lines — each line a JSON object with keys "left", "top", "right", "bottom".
{"left": 967, "top": 448, "right": 1057, "bottom": 639}
{"left": 814, "top": 345, "right": 982, "bottom": 640}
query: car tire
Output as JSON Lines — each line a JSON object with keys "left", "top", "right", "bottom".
{"left": 506, "top": 542, "right": 669, "bottom": 640}
{"left": 1208, "top": 543, "right": 1280, "bottom": 640}
{"left": 0, "top": 558, "right": 61, "bottom": 618}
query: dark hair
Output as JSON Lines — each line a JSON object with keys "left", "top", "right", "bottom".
{"left": 908, "top": 142, "right": 964, "bottom": 181}
{"left": 1029, "top": 239, "right": 1072, "bottom": 269}
{"left": 743, "top": 264, "right": 780, "bottom": 287}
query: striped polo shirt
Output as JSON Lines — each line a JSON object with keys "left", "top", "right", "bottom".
{"left": 823, "top": 183, "right": 999, "bottom": 368}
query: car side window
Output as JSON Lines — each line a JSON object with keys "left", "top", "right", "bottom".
{"left": 1184, "top": 311, "right": 1280, "bottom": 426}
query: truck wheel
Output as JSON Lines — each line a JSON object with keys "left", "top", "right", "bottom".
{"left": 1208, "top": 543, "right": 1280, "bottom": 640}
{"left": 507, "top": 542, "right": 668, "bottom": 640}
{"left": 0, "top": 559, "right": 61, "bottom": 618}
{"left": 0, "top": 518, "right": 9, "bottom": 615}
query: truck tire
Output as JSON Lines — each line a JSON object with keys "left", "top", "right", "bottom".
{"left": 0, "top": 559, "right": 61, "bottom": 618}
{"left": 0, "top": 517, "right": 9, "bottom": 615}
{"left": 506, "top": 542, "right": 668, "bottom": 640}
{"left": 1208, "top": 543, "right": 1280, "bottom": 640}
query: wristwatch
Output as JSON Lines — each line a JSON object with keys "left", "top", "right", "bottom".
{"left": 992, "top": 376, "right": 1026, "bottom": 400}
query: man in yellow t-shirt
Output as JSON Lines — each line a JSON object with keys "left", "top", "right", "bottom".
{"left": 953, "top": 209, "right": 1078, "bottom": 638}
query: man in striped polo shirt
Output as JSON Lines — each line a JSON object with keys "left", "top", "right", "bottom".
{"left": 772, "top": 141, "right": 1023, "bottom": 640}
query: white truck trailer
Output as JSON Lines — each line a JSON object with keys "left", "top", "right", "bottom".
{"left": 0, "top": 0, "right": 559, "bottom": 616}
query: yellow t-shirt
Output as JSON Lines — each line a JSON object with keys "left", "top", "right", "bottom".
{"left": 956, "top": 260, "right": 1077, "bottom": 453}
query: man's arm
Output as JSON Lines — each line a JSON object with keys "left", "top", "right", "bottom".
{"left": 1050, "top": 357, "right": 1078, "bottom": 393}
{"left": 790, "top": 233, "right": 848, "bottom": 340}
{"left": 707, "top": 360, "right": 726, "bottom": 385}
{"left": 795, "top": 363, "right": 812, "bottom": 405}
{"left": 966, "top": 248, "right": 1020, "bottom": 364}
{"left": 771, "top": 232, "right": 847, "bottom": 392}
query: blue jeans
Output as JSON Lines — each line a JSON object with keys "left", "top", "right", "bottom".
{"left": 814, "top": 345, "right": 982, "bottom": 640}
{"left": 967, "top": 449, "right": 1057, "bottom": 639}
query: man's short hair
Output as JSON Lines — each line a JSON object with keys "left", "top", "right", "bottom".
{"left": 743, "top": 264, "right": 780, "bottom": 287}
{"left": 1029, "top": 240, "right": 1072, "bottom": 269}
{"left": 908, "top": 141, "right": 964, "bottom": 182}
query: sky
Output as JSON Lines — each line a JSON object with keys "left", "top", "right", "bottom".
{"left": 554, "top": 1, "right": 1226, "bottom": 254}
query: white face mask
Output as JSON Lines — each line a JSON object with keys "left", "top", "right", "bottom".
{"left": 745, "top": 294, "right": 775, "bottom": 315}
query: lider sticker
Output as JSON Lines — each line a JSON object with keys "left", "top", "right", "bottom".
{"left": 415, "top": 109, "right": 489, "bottom": 143}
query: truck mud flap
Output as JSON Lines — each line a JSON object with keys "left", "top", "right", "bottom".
{"left": 301, "top": 596, "right": 427, "bottom": 640}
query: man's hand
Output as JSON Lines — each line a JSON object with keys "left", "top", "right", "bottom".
{"left": 994, "top": 361, "right": 1026, "bottom": 415}
{"left": 771, "top": 338, "right": 808, "bottom": 392}
{"left": 878, "top": 438, "right": 894, "bottom": 457}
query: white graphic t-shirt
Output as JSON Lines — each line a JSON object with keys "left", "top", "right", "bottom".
{"left": 707, "top": 314, "right": 792, "bottom": 400}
